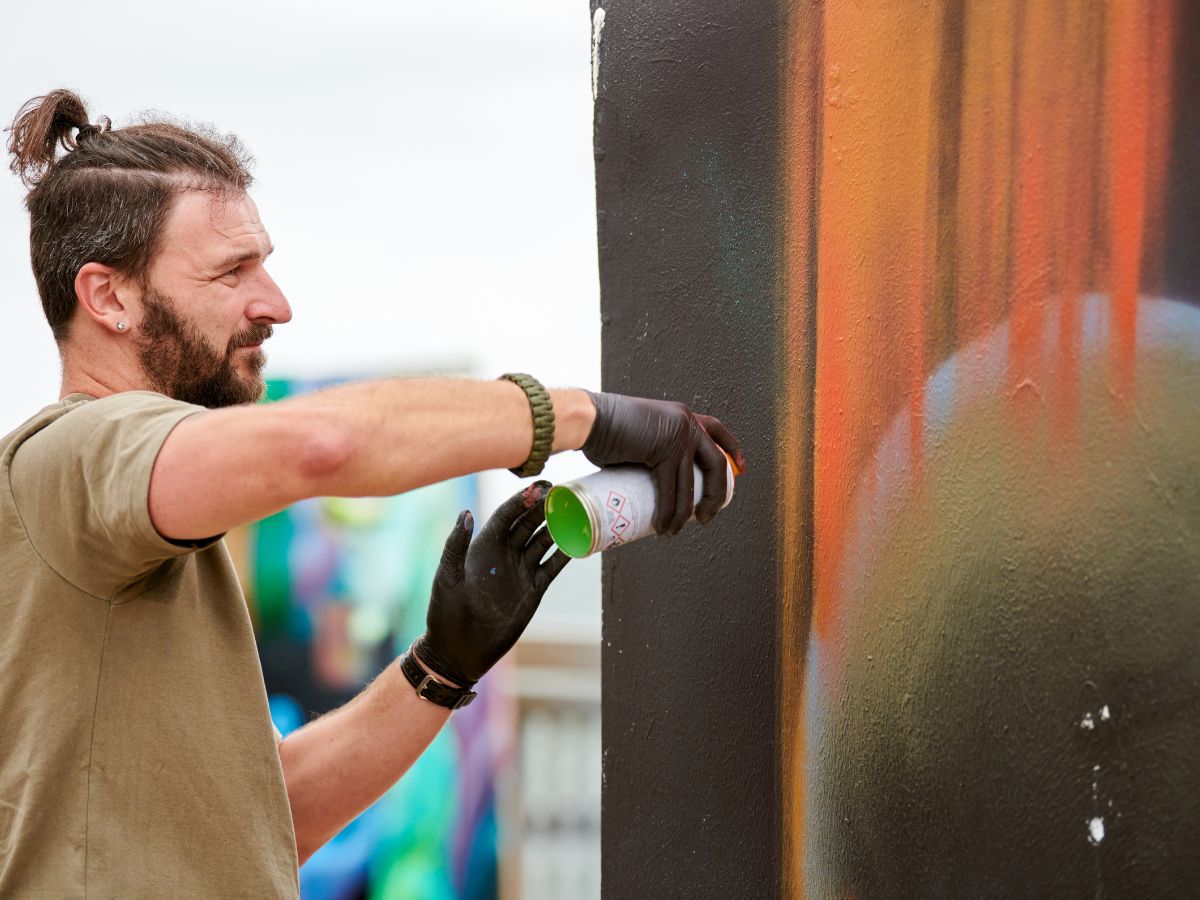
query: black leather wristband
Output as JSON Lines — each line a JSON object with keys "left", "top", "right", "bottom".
{"left": 400, "top": 649, "right": 477, "bottom": 710}
{"left": 499, "top": 373, "right": 555, "bottom": 478}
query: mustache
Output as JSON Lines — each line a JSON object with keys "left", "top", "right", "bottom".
{"left": 228, "top": 324, "right": 273, "bottom": 352}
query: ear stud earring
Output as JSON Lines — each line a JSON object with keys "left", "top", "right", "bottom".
{"left": 116, "top": 321, "right": 126, "bottom": 331}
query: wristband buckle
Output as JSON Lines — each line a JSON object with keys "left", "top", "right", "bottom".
{"left": 417, "top": 673, "right": 477, "bottom": 710}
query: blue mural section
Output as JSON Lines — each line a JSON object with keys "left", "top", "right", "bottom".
{"left": 241, "top": 378, "right": 504, "bottom": 900}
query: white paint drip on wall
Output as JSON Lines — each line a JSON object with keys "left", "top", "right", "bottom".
{"left": 1081, "top": 704, "right": 1113, "bottom": 730}
{"left": 1088, "top": 754, "right": 1110, "bottom": 847}
{"left": 592, "top": 7, "right": 606, "bottom": 101}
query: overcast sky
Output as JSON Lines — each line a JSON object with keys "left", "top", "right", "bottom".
{"left": 0, "top": 0, "right": 603, "bottom": 621}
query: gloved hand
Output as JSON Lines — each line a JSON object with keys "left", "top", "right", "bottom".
{"left": 582, "top": 392, "right": 745, "bottom": 535}
{"left": 412, "top": 481, "right": 569, "bottom": 688}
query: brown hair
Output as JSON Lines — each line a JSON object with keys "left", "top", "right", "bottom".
{"left": 5, "top": 89, "right": 253, "bottom": 341}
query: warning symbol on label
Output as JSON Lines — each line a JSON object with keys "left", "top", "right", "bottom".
{"left": 606, "top": 491, "right": 626, "bottom": 512}
{"left": 611, "top": 514, "right": 631, "bottom": 536}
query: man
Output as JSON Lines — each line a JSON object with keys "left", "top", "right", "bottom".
{"left": 0, "top": 90, "right": 742, "bottom": 896}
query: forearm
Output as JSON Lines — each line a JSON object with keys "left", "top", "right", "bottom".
{"left": 293, "top": 377, "right": 595, "bottom": 498}
{"left": 151, "top": 377, "right": 595, "bottom": 540}
{"left": 277, "top": 657, "right": 451, "bottom": 865}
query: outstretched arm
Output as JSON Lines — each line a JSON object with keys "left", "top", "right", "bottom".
{"left": 150, "top": 377, "right": 596, "bottom": 541}
{"left": 149, "top": 377, "right": 744, "bottom": 543}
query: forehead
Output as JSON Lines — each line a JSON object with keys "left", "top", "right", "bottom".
{"left": 155, "top": 190, "right": 270, "bottom": 269}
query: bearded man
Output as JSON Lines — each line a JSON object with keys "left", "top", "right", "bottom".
{"left": 0, "top": 90, "right": 742, "bottom": 897}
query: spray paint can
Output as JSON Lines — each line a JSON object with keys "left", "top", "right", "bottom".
{"left": 544, "top": 456, "right": 736, "bottom": 558}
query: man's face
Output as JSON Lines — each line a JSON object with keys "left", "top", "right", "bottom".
{"left": 131, "top": 190, "right": 291, "bottom": 408}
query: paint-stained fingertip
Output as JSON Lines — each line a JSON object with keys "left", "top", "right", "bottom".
{"left": 462, "top": 510, "right": 474, "bottom": 530}
{"left": 522, "top": 481, "right": 552, "bottom": 508}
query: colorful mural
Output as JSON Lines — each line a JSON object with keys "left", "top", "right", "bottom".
{"left": 592, "top": 0, "right": 1200, "bottom": 896}
{"left": 782, "top": 2, "right": 1200, "bottom": 896}
{"left": 234, "top": 378, "right": 506, "bottom": 900}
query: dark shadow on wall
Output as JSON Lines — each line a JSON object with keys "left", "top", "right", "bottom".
{"left": 1164, "top": 9, "right": 1200, "bottom": 303}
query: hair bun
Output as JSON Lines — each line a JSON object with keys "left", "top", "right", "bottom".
{"left": 6, "top": 89, "right": 95, "bottom": 187}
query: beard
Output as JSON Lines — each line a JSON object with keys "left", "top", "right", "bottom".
{"left": 134, "top": 288, "right": 272, "bottom": 408}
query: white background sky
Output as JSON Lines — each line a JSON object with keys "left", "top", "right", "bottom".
{"left": 0, "top": 0, "right": 603, "bottom": 623}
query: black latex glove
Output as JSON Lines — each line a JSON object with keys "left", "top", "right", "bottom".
{"left": 582, "top": 391, "right": 745, "bottom": 536}
{"left": 412, "top": 481, "right": 569, "bottom": 688}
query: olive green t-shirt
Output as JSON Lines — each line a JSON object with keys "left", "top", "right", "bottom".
{"left": 0, "top": 392, "right": 298, "bottom": 898}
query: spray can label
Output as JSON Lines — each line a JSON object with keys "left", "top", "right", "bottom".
{"left": 561, "top": 466, "right": 657, "bottom": 554}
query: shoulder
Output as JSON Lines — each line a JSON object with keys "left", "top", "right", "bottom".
{"left": 8, "top": 391, "right": 208, "bottom": 487}
{"left": 0, "top": 395, "right": 96, "bottom": 471}
{"left": 29, "top": 391, "right": 204, "bottom": 446}
{"left": 67, "top": 390, "right": 204, "bottom": 421}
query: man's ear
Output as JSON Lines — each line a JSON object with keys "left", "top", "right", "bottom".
{"left": 74, "top": 262, "right": 131, "bottom": 334}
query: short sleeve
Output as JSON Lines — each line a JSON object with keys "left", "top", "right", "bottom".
{"left": 10, "top": 391, "right": 217, "bottom": 599}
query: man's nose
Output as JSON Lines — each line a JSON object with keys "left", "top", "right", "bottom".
{"left": 245, "top": 269, "right": 293, "bottom": 325}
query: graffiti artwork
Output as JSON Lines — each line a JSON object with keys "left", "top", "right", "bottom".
{"left": 592, "top": 0, "right": 1200, "bottom": 896}
{"left": 782, "top": 2, "right": 1200, "bottom": 895}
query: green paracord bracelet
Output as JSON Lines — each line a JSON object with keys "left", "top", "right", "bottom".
{"left": 500, "top": 373, "right": 555, "bottom": 478}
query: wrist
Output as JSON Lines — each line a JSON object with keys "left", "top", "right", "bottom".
{"left": 411, "top": 645, "right": 462, "bottom": 689}
{"left": 550, "top": 388, "right": 598, "bottom": 452}
{"left": 500, "top": 374, "right": 555, "bottom": 477}
{"left": 402, "top": 644, "right": 476, "bottom": 710}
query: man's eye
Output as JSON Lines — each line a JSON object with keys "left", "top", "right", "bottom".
{"left": 224, "top": 267, "right": 240, "bottom": 279}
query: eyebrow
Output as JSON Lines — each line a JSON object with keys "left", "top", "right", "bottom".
{"left": 211, "top": 245, "right": 275, "bottom": 273}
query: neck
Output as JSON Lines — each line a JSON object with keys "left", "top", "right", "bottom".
{"left": 60, "top": 354, "right": 150, "bottom": 401}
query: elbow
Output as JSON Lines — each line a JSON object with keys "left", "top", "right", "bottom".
{"left": 292, "top": 414, "right": 356, "bottom": 494}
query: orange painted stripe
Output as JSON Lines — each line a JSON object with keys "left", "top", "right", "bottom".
{"left": 1050, "top": 5, "right": 1104, "bottom": 449}
{"left": 779, "top": 4, "right": 823, "bottom": 896}
{"left": 1108, "top": 0, "right": 1151, "bottom": 402}
{"left": 1008, "top": 2, "right": 1053, "bottom": 411}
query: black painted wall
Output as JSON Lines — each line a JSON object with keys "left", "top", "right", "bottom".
{"left": 591, "top": 1, "right": 784, "bottom": 897}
